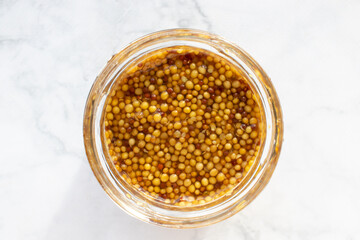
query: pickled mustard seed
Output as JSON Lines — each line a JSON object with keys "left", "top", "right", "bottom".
{"left": 103, "top": 46, "right": 263, "bottom": 206}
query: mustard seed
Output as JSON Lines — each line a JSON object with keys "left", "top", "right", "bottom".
{"left": 125, "top": 104, "right": 134, "bottom": 113}
{"left": 169, "top": 174, "right": 178, "bottom": 183}
{"left": 196, "top": 162, "right": 204, "bottom": 171}
{"left": 175, "top": 142, "right": 182, "bottom": 151}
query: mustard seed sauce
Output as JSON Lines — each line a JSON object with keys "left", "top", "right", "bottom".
{"left": 103, "top": 46, "right": 264, "bottom": 206}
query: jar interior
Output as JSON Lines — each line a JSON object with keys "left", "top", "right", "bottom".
{"left": 100, "top": 45, "right": 267, "bottom": 210}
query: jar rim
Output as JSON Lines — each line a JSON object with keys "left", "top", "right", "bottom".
{"left": 83, "top": 28, "right": 283, "bottom": 228}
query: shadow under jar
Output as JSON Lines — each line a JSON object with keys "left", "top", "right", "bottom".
{"left": 83, "top": 29, "right": 283, "bottom": 228}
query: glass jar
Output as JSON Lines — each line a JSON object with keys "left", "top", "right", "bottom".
{"left": 83, "top": 29, "right": 283, "bottom": 228}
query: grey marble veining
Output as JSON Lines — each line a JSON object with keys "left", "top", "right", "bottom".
{"left": 1, "top": 0, "right": 360, "bottom": 239}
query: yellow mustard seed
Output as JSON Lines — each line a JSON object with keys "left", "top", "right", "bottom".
{"left": 201, "top": 178, "right": 209, "bottom": 186}
{"left": 160, "top": 174, "right": 169, "bottom": 182}
{"left": 183, "top": 107, "right": 191, "bottom": 114}
{"left": 125, "top": 104, "right": 133, "bottom": 113}
{"left": 190, "top": 70, "right": 198, "bottom": 79}
{"left": 135, "top": 88, "right": 143, "bottom": 95}
{"left": 198, "top": 66, "right": 206, "bottom": 74}
{"left": 185, "top": 80, "right": 194, "bottom": 89}
{"left": 175, "top": 142, "right": 182, "bottom": 151}
{"left": 225, "top": 143, "right": 232, "bottom": 150}
{"left": 216, "top": 172, "right": 225, "bottom": 182}
{"left": 112, "top": 106, "right": 120, "bottom": 114}
{"left": 161, "top": 91, "right": 169, "bottom": 100}
{"left": 196, "top": 162, "right": 204, "bottom": 171}
{"left": 153, "top": 113, "right": 162, "bottom": 122}
{"left": 149, "top": 105, "right": 157, "bottom": 113}
{"left": 152, "top": 178, "right": 161, "bottom": 186}
{"left": 169, "top": 174, "right": 178, "bottom": 183}
{"left": 140, "top": 102, "right": 149, "bottom": 110}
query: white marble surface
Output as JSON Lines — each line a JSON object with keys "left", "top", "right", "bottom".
{"left": 1, "top": 0, "right": 360, "bottom": 239}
